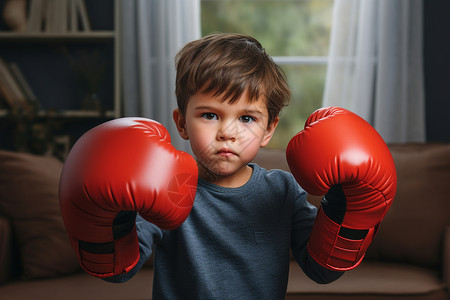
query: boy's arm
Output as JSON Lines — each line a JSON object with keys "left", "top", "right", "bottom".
{"left": 290, "top": 190, "right": 344, "bottom": 284}
{"left": 299, "top": 246, "right": 344, "bottom": 284}
{"left": 102, "top": 214, "right": 164, "bottom": 283}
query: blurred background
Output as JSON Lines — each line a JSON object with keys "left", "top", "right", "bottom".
{"left": 0, "top": 1, "right": 448, "bottom": 299}
{"left": 0, "top": 0, "right": 448, "bottom": 159}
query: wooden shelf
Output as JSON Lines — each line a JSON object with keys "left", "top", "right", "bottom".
{"left": 0, "top": 109, "right": 115, "bottom": 118}
{"left": 44, "top": 110, "right": 116, "bottom": 118}
{"left": 0, "top": 31, "right": 115, "bottom": 42}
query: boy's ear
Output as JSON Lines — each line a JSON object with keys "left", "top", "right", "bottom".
{"left": 173, "top": 108, "right": 189, "bottom": 140}
{"left": 260, "top": 116, "right": 279, "bottom": 148}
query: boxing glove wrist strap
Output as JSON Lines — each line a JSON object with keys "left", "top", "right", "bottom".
{"left": 308, "top": 207, "right": 377, "bottom": 271}
{"left": 78, "top": 211, "right": 137, "bottom": 255}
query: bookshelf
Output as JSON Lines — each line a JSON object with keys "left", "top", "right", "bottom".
{"left": 0, "top": 0, "right": 120, "bottom": 158}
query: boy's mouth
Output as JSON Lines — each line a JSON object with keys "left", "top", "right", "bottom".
{"left": 216, "top": 148, "right": 236, "bottom": 157}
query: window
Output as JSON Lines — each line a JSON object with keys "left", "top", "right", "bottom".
{"left": 201, "top": 0, "right": 333, "bottom": 149}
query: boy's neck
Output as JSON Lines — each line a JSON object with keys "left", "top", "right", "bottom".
{"left": 199, "top": 164, "right": 253, "bottom": 188}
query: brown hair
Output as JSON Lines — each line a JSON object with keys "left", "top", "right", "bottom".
{"left": 175, "top": 33, "right": 290, "bottom": 126}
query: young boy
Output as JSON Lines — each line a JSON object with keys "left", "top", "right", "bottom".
{"left": 62, "top": 32, "right": 397, "bottom": 299}
{"left": 104, "top": 33, "right": 344, "bottom": 298}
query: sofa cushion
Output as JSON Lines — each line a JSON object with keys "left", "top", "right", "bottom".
{"left": 0, "top": 216, "right": 12, "bottom": 284}
{"left": 0, "top": 150, "right": 80, "bottom": 279}
{"left": 253, "top": 148, "right": 290, "bottom": 172}
{"left": 0, "top": 268, "right": 154, "bottom": 300}
{"left": 287, "top": 261, "right": 446, "bottom": 297}
{"left": 365, "top": 144, "right": 450, "bottom": 269}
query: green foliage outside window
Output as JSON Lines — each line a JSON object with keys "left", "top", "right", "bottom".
{"left": 201, "top": 0, "right": 333, "bottom": 148}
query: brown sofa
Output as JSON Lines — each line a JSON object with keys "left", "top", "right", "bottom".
{"left": 0, "top": 143, "right": 449, "bottom": 299}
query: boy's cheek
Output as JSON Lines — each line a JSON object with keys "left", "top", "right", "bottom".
{"left": 190, "top": 135, "right": 214, "bottom": 156}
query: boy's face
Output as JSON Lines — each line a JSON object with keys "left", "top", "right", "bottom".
{"left": 174, "top": 90, "right": 278, "bottom": 184}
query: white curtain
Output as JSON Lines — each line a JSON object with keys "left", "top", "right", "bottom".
{"left": 322, "top": 0, "right": 425, "bottom": 143}
{"left": 120, "top": 0, "right": 201, "bottom": 151}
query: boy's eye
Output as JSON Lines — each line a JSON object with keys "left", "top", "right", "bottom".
{"left": 201, "top": 113, "right": 218, "bottom": 120}
{"left": 240, "top": 115, "right": 255, "bottom": 123}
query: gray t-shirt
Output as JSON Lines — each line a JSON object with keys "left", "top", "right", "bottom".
{"left": 106, "top": 163, "right": 343, "bottom": 299}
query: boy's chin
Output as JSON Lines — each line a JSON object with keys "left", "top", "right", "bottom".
{"left": 199, "top": 163, "right": 247, "bottom": 182}
{"left": 209, "top": 161, "right": 243, "bottom": 176}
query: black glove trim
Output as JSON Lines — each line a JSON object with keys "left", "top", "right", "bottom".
{"left": 113, "top": 211, "right": 137, "bottom": 240}
{"left": 322, "top": 184, "right": 346, "bottom": 224}
{"left": 338, "top": 226, "right": 369, "bottom": 240}
{"left": 79, "top": 240, "right": 114, "bottom": 254}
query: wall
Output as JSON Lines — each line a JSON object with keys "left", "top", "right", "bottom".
{"left": 423, "top": 0, "right": 450, "bottom": 143}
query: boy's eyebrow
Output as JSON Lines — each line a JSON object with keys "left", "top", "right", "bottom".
{"left": 194, "top": 105, "right": 264, "bottom": 116}
{"left": 194, "top": 106, "right": 216, "bottom": 111}
{"left": 242, "top": 108, "right": 263, "bottom": 116}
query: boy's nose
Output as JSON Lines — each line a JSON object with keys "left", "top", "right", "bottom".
{"left": 217, "top": 122, "right": 237, "bottom": 142}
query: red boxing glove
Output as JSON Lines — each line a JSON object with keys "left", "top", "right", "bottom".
{"left": 59, "top": 118, "right": 198, "bottom": 277}
{"left": 286, "top": 107, "right": 396, "bottom": 271}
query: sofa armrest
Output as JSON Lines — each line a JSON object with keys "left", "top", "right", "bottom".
{"left": 444, "top": 226, "right": 450, "bottom": 290}
{"left": 0, "top": 216, "right": 12, "bottom": 285}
